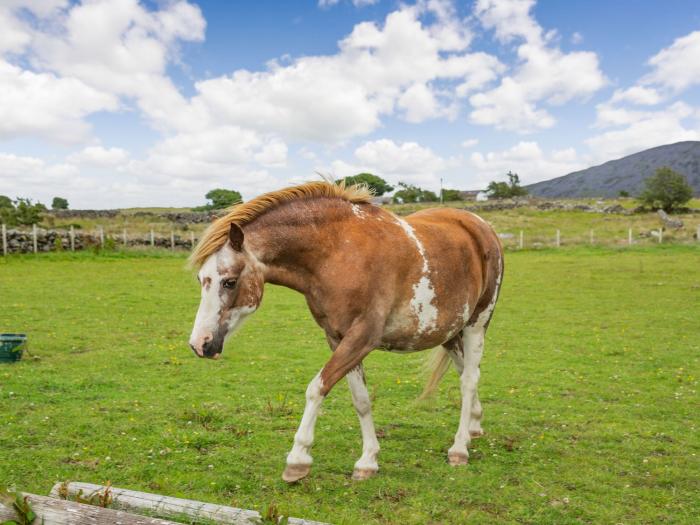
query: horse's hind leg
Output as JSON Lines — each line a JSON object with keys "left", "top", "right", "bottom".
{"left": 444, "top": 334, "right": 483, "bottom": 439}
{"left": 346, "top": 364, "right": 380, "bottom": 480}
{"left": 447, "top": 326, "right": 485, "bottom": 466}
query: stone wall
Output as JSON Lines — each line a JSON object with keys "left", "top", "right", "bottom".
{"left": 1, "top": 228, "right": 195, "bottom": 254}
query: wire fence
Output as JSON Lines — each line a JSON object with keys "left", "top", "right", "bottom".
{"left": 2, "top": 222, "right": 699, "bottom": 256}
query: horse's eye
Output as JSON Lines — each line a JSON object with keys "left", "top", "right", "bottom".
{"left": 222, "top": 279, "right": 237, "bottom": 289}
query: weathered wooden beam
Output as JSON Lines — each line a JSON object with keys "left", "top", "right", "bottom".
{"left": 0, "top": 492, "right": 182, "bottom": 525}
{"left": 50, "top": 482, "right": 329, "bottom": 525}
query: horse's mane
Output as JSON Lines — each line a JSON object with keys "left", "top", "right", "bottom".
{"left": 188, "top": 180, "right": 373, "bottom": 268}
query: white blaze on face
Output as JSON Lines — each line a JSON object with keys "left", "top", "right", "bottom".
{"left": 395, "top": 218, "right": 438, "bottom": 334}
{"left": 189, "top": 253, "right": 221, "bottom": 353}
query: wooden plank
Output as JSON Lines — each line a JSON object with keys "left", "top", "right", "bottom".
{"left": 0, "top": 493, "right": 182, "bottom": 525}
{"left": 50, "top": 482, "right": 329, "bottom": 525}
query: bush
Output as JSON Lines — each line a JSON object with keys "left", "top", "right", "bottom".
{"left": 342, "top": 173, "right": 394, "bottom": 196}
{"left": 639, "top": 167, "right": 693, "bottom": 212}
{"left": 441, "top": 189, "right": 463, "bottom": 201}
{"left": 0, "top": 197, "right": 46, "bottom": 226}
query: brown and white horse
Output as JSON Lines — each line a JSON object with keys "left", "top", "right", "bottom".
{"left": 188, "top": 181, "right": 503, "bottom": 482}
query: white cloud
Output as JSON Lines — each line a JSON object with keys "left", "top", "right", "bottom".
{"left": 191, "top": 4, "right": 499, "bottom": 141}
{"left": 0, "top": 60, "right": 118, "bottom": 142}
{"left": 585, "top": 29, "right": 700, "bottom": 161}
{"left": 586, "top": 102, "right": 700, "bottom": 160}
{"left": 355, "top": 139, "right": 447, "bottom": 175}
{"left": 0, "top": 152, "right": 93, "bottom": 203}
{"left": 67, "top": 146, "right": 130, "bottom": 167}
{"left": 469, "top": 141, "right": 585, "bottom": 186}
{"left": 327, "top": 138, "right": 451, "bottom": 188}
{"left": 469, "top": 0, "right": 606, "bottom": 132}
{"left": 643, "top": 30, "right": 700, "bottom": 93}
{"left": 571, "top": 32, "right": 583, "bottom": 45}
{"left": 610, "top": 86, "right": 662, "bottom": 106}
{"left": 461, "top": 138, "right": 478, "bottom": 148}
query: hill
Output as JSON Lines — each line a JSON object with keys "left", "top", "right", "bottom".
{"left": 527, "top": 141, "right": 700, "bottom": 198}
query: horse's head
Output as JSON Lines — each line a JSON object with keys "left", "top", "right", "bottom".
{"left": 189, "top": 224, "right": 264, "bottom": 359}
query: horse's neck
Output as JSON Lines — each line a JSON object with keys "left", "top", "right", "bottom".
{"left": 246, "top": 199, "right": 348, "bottom": 293}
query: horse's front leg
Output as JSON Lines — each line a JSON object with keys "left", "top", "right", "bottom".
{"left": 346, "top": 364, "right": 380, "bottom": 480}
{"left": 282, "top": 321, "right": 378, "bottom": 483}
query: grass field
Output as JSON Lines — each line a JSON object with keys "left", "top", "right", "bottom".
{"left": 0, "top": 247, "right": 698, "bottom": 524}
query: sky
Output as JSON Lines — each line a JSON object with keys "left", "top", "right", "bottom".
{"left": 1, "top": 0, "right": 700, "bottom": 209}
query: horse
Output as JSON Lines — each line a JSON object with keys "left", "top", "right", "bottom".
{"left": 188, "top": 180, "right": 503, "bottom": 482}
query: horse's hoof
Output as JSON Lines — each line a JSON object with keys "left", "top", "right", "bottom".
{"left": 448, "top": 452, "right": 469, "bottom": 466}
{"left": 282, "top": 464, "right": 311, "bottom": 483}
{"left": 352, "top": 468, "right": 377, "bottom": 481}
{"left": 470, "top": 429, "right": 485, "bottom": 439}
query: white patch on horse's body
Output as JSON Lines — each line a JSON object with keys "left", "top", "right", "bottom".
{"left": 351, "top": 203, "right": 367, "bottom": 218}
{"left": 471, "top": 255, "right": 503, "bottom": 328}
{"left": 394, "top": 218, "right": 438, "bottom": 334}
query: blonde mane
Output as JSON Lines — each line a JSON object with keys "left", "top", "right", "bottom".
{"left": 188, "top": 180, "right": 374, "bottom": 268}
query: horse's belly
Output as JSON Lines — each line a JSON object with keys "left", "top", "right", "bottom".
{"left": 380, "top": 306, "right": 466, "bottom": 352}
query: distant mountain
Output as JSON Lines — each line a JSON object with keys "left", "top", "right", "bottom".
{"left": 526, "top": 141, "right": 700, "bottom": 198}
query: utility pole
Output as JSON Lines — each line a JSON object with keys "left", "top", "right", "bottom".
{"left": 440, "top": 177, "right": 444, "bottom": 204}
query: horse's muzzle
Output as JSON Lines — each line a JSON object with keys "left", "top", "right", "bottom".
{"left": 189, "top": 333, "right": 223, "bottom": 359}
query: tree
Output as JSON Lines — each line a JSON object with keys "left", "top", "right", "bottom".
{"left": 194, "top": 188, "right": 242, "bottom": 211}
{"left": 486, "top": 171, "right": 528, "bottom": 199}
{"left": 52, "top": 196, "right": 69, "bottom": 210}
{"left": 0, "top": 195, "right": 12, "bottom": 209}
{"left": 441, "top": 189, "right": 463, "bottom": 201}
{"left": 392, "top": 182, "right": 438, "bottom": 204}
{"left": 342, "top": 173, "right": 394, "bottom": 196}
{"left": 639, "top": 167, "right": 693, "bottom": 212}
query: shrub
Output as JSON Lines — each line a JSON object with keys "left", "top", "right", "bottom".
{"left": 487, "top": 171, "right": 528, "bottom": 199}
{"left": 193, "top": 189, "right": 242, "bottom": 211}
{"left": 392, "top": 182, "right": 438, "bottom": 203}
{"left": 52, "top": 197, "right": 69, "bottom": 210}
{"left": 639, "top": 167, "right": 693, "bottom": 212}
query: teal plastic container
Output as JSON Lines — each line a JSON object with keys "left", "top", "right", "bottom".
{"left": 0, "top": 333, "right": 26, "bottom": 363}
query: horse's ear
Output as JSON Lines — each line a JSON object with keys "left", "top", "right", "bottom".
{"left": 228, "top": 223, "right": 244, "bottom": 252}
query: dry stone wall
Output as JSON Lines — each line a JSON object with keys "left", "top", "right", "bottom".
{"left": 2, "top": 228, "right": 195, "bottom": 254}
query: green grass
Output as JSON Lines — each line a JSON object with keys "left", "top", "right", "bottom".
{"left": 0, "top": 247, "right": 698, "bottom": 524}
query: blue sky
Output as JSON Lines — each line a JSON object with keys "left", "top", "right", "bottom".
{"left": 1, "top": 0, "right": 699, "bottom": 208}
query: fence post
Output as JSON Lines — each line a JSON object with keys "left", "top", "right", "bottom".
{"left": 1, "top": 224, "right": 6, "bottom": 256}
{"left": 99, "top": 226, "right": 104, "bottom": 247}
{"left": 122, "top": 229, "right": 127, "bottom": 247}
{"left": 190, "top": 231, "right": 195, "bottom": 248}
{"left": 170, "top": 231, "right": 175, "bottom": 250}
{"left": 32, "top": 224, "right": 37, "bottom": 253}
{"left": 589, "top": 229, "right": 594, "bottom": 245}
{"left": 519, "top": 230, "right": 524, "bottom": 249}
{"left": 658, "top": 228, "right": 663, "bottom": 244}
{"left": 69, "top": 225, "right": 75, "bottom": 252}
{"left": 628, "top": 228, "right": 632, "bottom": 246}
{"left": 555, "top": 229, "right": 561, "bottom": 247}
{"left": 150, "top": 229, "right": 154, "bottom": 248}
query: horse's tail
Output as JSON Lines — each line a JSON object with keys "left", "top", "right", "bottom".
{"left": 418, "top": 347, "right": 452, "bottom": 400}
